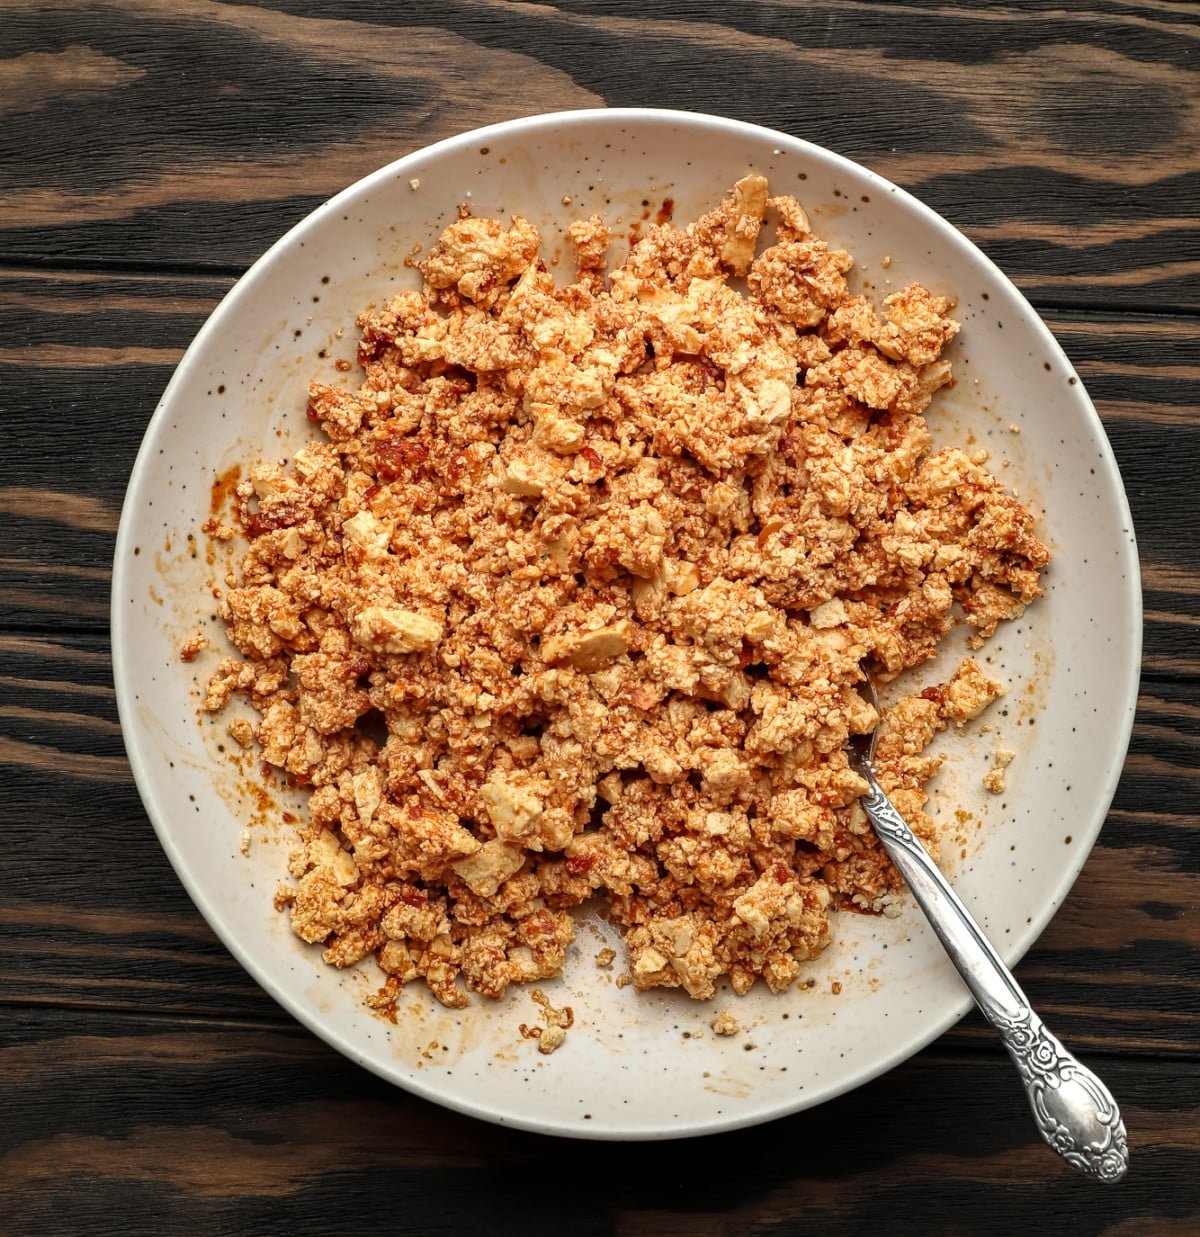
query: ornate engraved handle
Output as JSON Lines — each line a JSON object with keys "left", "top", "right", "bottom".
{"left": 856, "top": 769, "right": 1129, "bottom": 1181}
{"left": 994, "top": 1006, "right": 1129, "bottom": 1181}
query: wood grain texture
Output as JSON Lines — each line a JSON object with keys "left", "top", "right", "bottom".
{"left": 0, "top": 0, "right": 1195, "bottom": 310}
{"left": 1, "top": 2, "right": 1198, "bottom": 1231}
{"left": 1, "top": 1007, "right": 1198, "bottom": 1237}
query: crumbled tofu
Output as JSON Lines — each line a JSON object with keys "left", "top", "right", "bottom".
{"left": 941, "top": 659, "right": 1005, "bottom": 724}
{"left": 351, "top": 606, "right": 443, "bottom": 654}
{"left": 538, "top": 1024, "right": 566, "bottom": 1053}
{"left": 809, "top": 598, "right": 847, "bottom": 630}
{"left": 533, "top": 406, "right": 586, "bottom": 454}
{"left": 180, "top": 632, "right": 209, "bottom": 662}
{"left": 572, "top": 624, "right": 632, "bottom": 669}
{"left": 420, "top": 214, "right": 539, "bottom": 307}
{"left": 451, "top": 838, "right": 526, "bottom": 897}
{"left": 984, "top": 748, "right": 1016, "bottom": 794}
{"left": 711, "top": 1010, "right": 741, "bottom": 1037}
{"left": 633, "top": 946, "right": 669, "bottom": 975}
{"left": 567, "top": 215, "right": 610, "bottom": 287}
{"left": 342, "top": 510, "right": 393, "bottom": 559}
{"left": 500, "top": 457, "right": 549, "bottom": 497}
{"left": 203, "top": 178, "right": 1049, "bottom": 1012}
{"left": 478, "top": 773, "right": 545, "bottom": 843}
{"left": 721, "top": 174, "right": 769, "bottom": 275}
{"left": 544, "top": 621, "right": 632, "bottom": 671}
{"left": 519, "top": 989, "right": 574, "bottom": 1055}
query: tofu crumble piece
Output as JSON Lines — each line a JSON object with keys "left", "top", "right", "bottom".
{"left": 519, "top": 989, "right": 575, "bottom": 1054}
{"left": 180, "top": 632, "right": 209, "bottom": 662}
{"left": 984, "top": 748, "right": 1016, "bottom": 795}
{"left": 203, "top": 178, "right": 1049, "bottom": 1011}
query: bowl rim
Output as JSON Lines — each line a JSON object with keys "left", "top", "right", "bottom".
{"left": 111, "top": 106, "right": 1143, "bottom": 1140}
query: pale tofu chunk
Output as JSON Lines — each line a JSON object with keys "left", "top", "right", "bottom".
{"left": 451, "top": 839, "right": 526, "bottom": 897}
{"left": 942, "top": 659, "right": 1005, "bottom": 723}
{"left": 351, "top": 606, "right": 443, "bottom": 655}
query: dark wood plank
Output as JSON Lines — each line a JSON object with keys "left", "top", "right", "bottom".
{"left": 1, "top": 632, "right": 1197, "bottom": 1054}
{"left": 0, "top": 267, "right": 223, "bottom": 631}
{"left": 1, "top": 1005, "right": 1197, "bottom": 1237}
{"left": 0, "top": 0, "right": 1196, "bottom": 310}
{"left": 0, "top": 629, "right": 284, "bottom": 1023}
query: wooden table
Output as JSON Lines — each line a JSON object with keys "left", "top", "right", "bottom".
{"left": 3, "top": 3, "right": 1197, "bottom": 1232}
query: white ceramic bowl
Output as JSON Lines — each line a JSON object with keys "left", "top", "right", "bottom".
{"left": 112, "top": 109, "right": 1141, "bottom": 1140}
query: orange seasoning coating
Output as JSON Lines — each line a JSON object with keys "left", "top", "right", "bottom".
{"left": 201, "top": 177, "right": 1048, "bottom": 1009}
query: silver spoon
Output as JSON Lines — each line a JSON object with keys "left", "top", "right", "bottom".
{"left": 848, "top": 678, "right": 1129, "bottom": 1182}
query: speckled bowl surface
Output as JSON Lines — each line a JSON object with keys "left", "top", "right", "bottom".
{"left": 112, "top": 109, "right": 1141, "bottom": 1139}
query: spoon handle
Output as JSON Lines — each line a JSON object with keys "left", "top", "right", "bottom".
{"left": 857, "top": 767, "right": 1129, "bottom": 1182}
